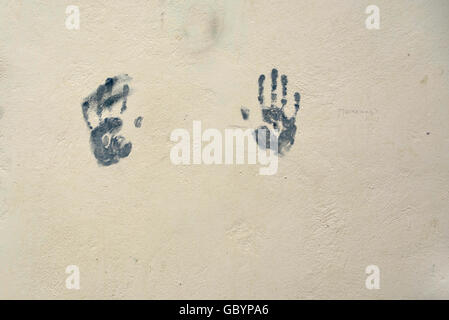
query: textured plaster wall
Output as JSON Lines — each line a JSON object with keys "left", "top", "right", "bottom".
{"left": 0, "top": 0, "right": 448, "bottom": 299}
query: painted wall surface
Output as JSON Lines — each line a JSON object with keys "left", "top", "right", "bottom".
{"left": 0, "top": 0, "right": 448, "bottom": 299}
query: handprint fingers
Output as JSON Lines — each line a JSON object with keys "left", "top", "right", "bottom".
{"left": 262, "top": 69, "right": 284, "bottom": 128}
{"left": 120, "top": 84, "right": 129, "bottom": 114}
{"left": 95, "top": 78, "right": 130, "bottom": 118}
{"left": 97, "top": 89, "right": 128, "bottom": 116}
{"left": 82, "top": 75, "right": 132, "bottom": 129}
{"left": 240, "top": 107, "right": 250, "bottom": 120}
{"left": 259, "top": 70, "right": 280, "bottom": 128}
{"left": 281, "top": 74, "right": 288, "bottom": 109}
{"left": 294, "top": 92, "right": 301, "bottom": 114}
{"left": 258, "top": 74, "right": 265, "bottom": 107}
{"left": 270, "top": 68, "right": 278, "bottom": 107}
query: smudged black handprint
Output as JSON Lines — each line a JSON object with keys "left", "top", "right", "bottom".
{"left": 241, "top": 68, "right": 301, "bottom": 156}
{"left": 81, "top": 74, "right": 143, "bottom": 166}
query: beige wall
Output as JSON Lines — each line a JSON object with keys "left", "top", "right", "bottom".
{"left": 0, "top": 0, "right": 448, "bottom": 299}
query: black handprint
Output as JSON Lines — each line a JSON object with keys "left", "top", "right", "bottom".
{"left": 81, "top": 74, "right": 142, "bottom": 166}
{"left": 241, "top": 68, "right": 301, "bottom": 156}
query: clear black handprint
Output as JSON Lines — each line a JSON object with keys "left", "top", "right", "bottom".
{"left": 241, "top": 68, "right": 301, "bottom": 156}
{"left": 81, "top": 74, "right": 142, "bottom": 166}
